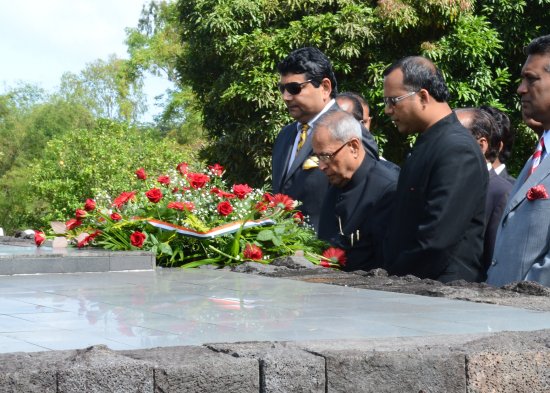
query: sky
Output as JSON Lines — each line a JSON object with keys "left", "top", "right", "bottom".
{"left": 0, "top": 0, "right": 172, "bottom": 121}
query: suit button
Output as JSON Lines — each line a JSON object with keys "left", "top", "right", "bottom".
{"left": 491, "top": 259, "right": 497, "bottom": 266}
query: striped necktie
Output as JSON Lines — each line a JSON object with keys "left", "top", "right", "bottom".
{"left": 296, "top": 123, "right": 309, "bottom": 152}
{"left": 529, "top": 135, "right": 546, "bottom": 176}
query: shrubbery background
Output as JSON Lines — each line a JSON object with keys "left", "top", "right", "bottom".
{"left": 1, "top": 0, "right": 548, "bottom": 234}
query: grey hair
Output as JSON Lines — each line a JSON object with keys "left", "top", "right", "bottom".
{"left": 314, "top": 109, "right": 362, "bottom": 142}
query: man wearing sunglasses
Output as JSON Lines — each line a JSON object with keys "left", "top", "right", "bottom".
{"left": 382, "top": 56, "right": 488, "bottom": 283}
{"left": 272, "top": 47, "right": 378, "bottom": 231}
{"left": 314, "top": 109, "right": 397, "bottom": 271}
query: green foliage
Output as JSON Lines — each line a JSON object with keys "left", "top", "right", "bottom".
{"left": 25, "top": 119, "right": 194, "bottom": 230}
{"left": 58, "top": 55, "right": 147, "bottom": 123}
{"left": 175, "top": 0, "right": 550, "bottom": 180}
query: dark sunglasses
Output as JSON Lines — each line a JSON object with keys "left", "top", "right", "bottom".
{"left": 278, "top": 79, "right": 313, "bottom": 95}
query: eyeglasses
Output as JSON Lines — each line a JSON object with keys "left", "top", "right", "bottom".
{"left": 278, "top": 79, "right": 313, "bottom": 95}
{"left": 383, "top": 91, "right": 418, "bottom": 107}
{"left": 314, "top": 140, "right": 351, "bottom": 163}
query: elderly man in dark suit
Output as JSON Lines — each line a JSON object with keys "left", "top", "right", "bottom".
{"left": 382, "top": 56, "right": 488, "bottom": 283}
{"left": 272, "top": 47, "right": 378, "bottom": 231}
{"left": 456, "top": 108, "right": 512, "bottom": 279}
{"left": 314, "top": 109, "right": 398, "bottom": 271}
{"left": 487, "top": 35, "right": 550, "bottom": 286}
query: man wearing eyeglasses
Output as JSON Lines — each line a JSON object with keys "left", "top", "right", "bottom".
{"left": 314, "top": 109, "right": 397, "bottom": 271}
{"left": 272, "top": 47, "right": 378, "bottom": 231}
{"left": 382, "top": 56, "right": 488, "bottom": 283}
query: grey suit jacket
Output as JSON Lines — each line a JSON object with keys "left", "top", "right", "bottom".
{"left": 486, "top": 155, "right": 550, "bottom": 286}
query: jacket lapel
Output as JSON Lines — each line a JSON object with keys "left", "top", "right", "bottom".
{"left": 273, "top": 123, "right": 297, "bottom": 191}
{"left": 504, "top": 156, "right": 550, "bottom": 216}
{"left": 285, "top": 136, "right": 313, "bottom": 181}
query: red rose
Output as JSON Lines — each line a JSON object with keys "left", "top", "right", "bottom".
{"left": 271, "top": 193, "right": 295, "bottom": 211}
{"left": 167, "top": 201, "right": 194, "bottom": 211}
{"left": 77, "top": 236, "right": 91, "bottom": 248}
{"left": 208, "top": 163, "right": 224, "bottom": 176}
{"left": 75, "top": 209, "right": 87, "bottom": 219}
{"left": 526, "top": 184, "right": 549, "bottom": 201}
{"left": 135, "top": 168, "right": 147, "bottom": 180}
{"left": 255, "top": 201, "right": 268, "bottom": 212}
{"left": 217, "top": 201, "right": 233, "bottom": 216}
{"left": 77, "top": 230, "right": 100, "bottom": 249}
{"left": 176, "top": 162, "right": 189, "bottom": 175}
{"left": 66, "top": 218, "right": 82, "bottom": 230}
{"left": 322, "top": 247, "right": 347, "bottom": 267}
{"left": 145, "top": 188, "right": 163, "bottom": 203}
{"left": 187, "top": 172, "right": 210, "bottom": 189}
{"left": 34, "top": 231, "right": 46, "bottom": 247}
{"left": 293, "top": 211, "right": 304, "bottom": 223}
{"left": 263, "top": 193, "right": 274, "bottom": 203}
{"left": 157, "top": 175, "right": 170, "bottom": 185}
{"left": 232, "top": 184, "right": 253, "bottom": 199}
{"left": 210, "top": 187, "right": 236, "bottom": 199}
{"left": 84, "top": 198, "right": 96, "bottom": 211}
{"left": 112, "top": 191, "right": 136, "bottom": 208}
{"left": 243, "top": 244, "right": 263, "bottom": 260}
{"left": 110, "top": 212, "right": 122, "bottom": 221}
{"left": 130, "top": 231, "right": 146, "bottom": 248}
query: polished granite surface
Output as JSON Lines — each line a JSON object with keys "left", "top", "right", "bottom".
{"left": 1, "top": 268, "right": 550, "bottom": 353}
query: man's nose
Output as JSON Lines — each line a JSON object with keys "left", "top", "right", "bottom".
{"left": 282, "top": 89, "right": 293, "bottom": 100}
{"left": 517, "top": 80, "right": 527, "bottom": 95}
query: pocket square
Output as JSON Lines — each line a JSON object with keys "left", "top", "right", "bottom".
{"left": 302, "top": 156, "right": 319, "bottom": 170}
{"left": 526, "top": 184, "right": 549, "bottom": 201}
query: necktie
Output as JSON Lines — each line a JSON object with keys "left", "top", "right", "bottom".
{"left": 296, "top": 123, "right": 309, "bottom": 153}
{"left": 529, "top": 135, "right": 545, "bottom": 176}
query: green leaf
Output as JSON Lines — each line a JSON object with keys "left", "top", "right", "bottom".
{"left": 159, "top": 242, "right": 173, "bottom": 255}
{"left": 256, "top": 229, "right": 274, "bottom": 241}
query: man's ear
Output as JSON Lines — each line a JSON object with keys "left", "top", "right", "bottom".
{"left": 320, "top": 78, "right": 332, "bottom": 95}
{"left": 349, "top": 137, "right": 361, "bottom": 152}
{"left": 418, "top": 89, "right": 430, "bottom": 104}
{"left": 478, "top": 137, "right": 489, "bottom": 155}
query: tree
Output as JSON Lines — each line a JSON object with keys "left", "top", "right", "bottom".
{"left": 0, "top": 119, "right": 196, "bottom": 233}
{"left": 0, "top": 83, "right": 49, "bottom": 176}
{"left": 58, "top": 55, "right": 147, "bottom": 123}
{"left": 125, "top": 0, "right": 205, "bottom": 143}
{"left": 175, "top": 0, "right": 550, "bottom": 184}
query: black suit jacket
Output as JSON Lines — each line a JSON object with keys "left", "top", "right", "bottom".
{"left": 318, "top": 156, "right": 398, "bottom": 271}
{"left": 272, "top": 116, "right": 379, "bottom": 231}
{"left": 498, "top": 166, "right": 516, "bottom": 185}
{"left": 272, "top": 122, "right": 328, "bottom": 230}
{"left": 383, "top": 112, "right": 488, "bottom": 283}
{"left": 481, "top": 170, "right": 512, "bottom": 278}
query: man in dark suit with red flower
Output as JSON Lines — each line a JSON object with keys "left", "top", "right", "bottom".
{"left": 487, "top": 35, "right": 550, "bottom": 286}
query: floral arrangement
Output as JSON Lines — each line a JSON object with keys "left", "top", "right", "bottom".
{"left": 39, "top": 162, "right": 346, "bottom": 269}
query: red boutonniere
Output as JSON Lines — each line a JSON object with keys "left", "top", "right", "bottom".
{"left": 526, "top": 184, "right": 549, "bottom": 201}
